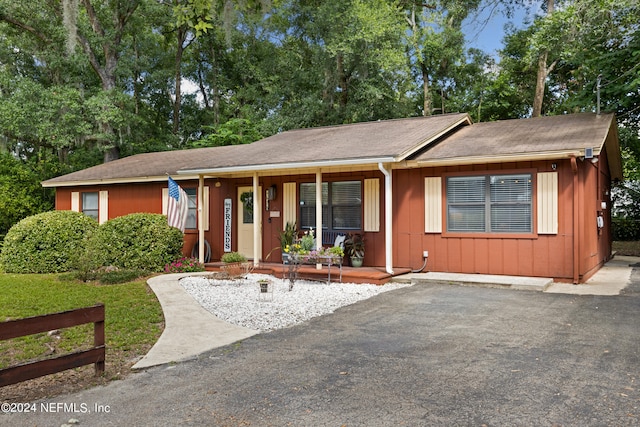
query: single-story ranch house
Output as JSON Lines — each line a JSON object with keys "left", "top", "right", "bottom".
{"left": 42, "top": 112, "right": 622, "bottom": 283}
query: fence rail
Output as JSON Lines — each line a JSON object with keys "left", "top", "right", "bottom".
{"left": 0, "top": 304, "right": 105, "bottom": 387}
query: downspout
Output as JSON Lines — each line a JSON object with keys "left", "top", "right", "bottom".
{"left": 378, "top": 163, "right": 394, "bottom": 275}
{"left": 571, "top": 156, "right": 580, "bottom": 284}
{"left": 316, "top": 169, "right": 323, "bottom": 270}
{"left": 253, "top": 172, "right": 260, "bottom": 267}
{"left": 198, "top": 175, "right": 205, "bottom": 264}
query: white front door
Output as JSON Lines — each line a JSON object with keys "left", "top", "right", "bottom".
{"left": 237, "top": 186, "right": 261, "bottom": 259}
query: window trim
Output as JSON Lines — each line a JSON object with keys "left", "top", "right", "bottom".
{"left": 442, "top": 170, "right": 538, "bottom": 239}
{"left": 81, "top": 192, "right": 99, "bottom": 220}
{"left": 299, "top": 180, "right": 363, "bottom": 232}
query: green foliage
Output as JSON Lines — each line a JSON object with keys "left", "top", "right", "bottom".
{"left": 0, "top": 152, "right": 54, "bottom": 238}
{"left": 88, "top": 213, "right": 184, "bottom": 272}
{"left": 190, "top": 118, "right": 263, "bottom": 148}
{"left": 97, "top": 269, "right": 149, "bottom": 285}
{"left": 278, "top": 221, "right": 297, "bottom": 250}
{"left": 612, "top": 217, "right": 640, "bottom": 241}
{"left": 0, "top": 210, "right": 98, "bottom": 273}
{"left": 221, "top": 251, "right": 247, "bottom": 263}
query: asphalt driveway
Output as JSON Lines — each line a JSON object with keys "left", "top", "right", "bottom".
{"left": 5, "top": 266, "right": 640, "bottom": 426}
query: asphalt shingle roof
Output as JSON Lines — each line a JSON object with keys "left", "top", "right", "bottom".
{"left": 42, "top": 112, "right": 620, "bottom": 187}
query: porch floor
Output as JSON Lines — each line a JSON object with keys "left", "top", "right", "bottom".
{"left": 204, "top": 262, "right": 412, "bottom": 285}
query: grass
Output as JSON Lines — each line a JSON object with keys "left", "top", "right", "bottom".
{"left": 0, "top": 273, "right": 163, "bottom": 374}
{"left": 613, "top": 241, "right": 640, "bottom": 257}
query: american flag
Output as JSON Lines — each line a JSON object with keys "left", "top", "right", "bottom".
{"left": 167, "top": 177, "right": 189, "bottom": 232}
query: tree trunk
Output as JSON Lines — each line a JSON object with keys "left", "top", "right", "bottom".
{"left": 422, "top": 63, "right": 431, "bottom": 116}
{"left": 532, "top": 0, "right": 554, "bottom": 118}
{"left": 173, "top": 26, "right": 187, "bottom": 135}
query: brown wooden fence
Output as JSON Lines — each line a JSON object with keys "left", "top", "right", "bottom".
{"left": 0, "top": 304, "right": 105, "bottom": 387}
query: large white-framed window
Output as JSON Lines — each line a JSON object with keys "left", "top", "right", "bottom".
{"left": 446, "top": 173, "right": 533, "bottom": 233}
{"left": 299, "top": 181, "right": 362, "bottom": 231}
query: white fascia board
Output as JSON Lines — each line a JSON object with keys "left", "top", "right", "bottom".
{"left": 41, "top": 175, "right": 200, "bottom": 188}
{"left": 177, "top": 156, "right": 398, "bottom": 176}
{"left": 416, "top": 150, "right": 585, "bottom": 167}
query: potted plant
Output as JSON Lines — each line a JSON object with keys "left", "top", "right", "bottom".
{"left": 279, "top": 221, "right": 297, "bottom": 264}
{"left": 344, "top": 233, "right": 365, "bottom": 267}
{"left": 220, "top": 251, "right": 252, "bottom": 278}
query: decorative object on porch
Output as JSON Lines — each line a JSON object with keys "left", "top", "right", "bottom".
{"left": 345, "top": 233, "right": 365, "bottom": 267}
{"left": 220, "top": 251, "right": 253, "bottom": 279}
{"left": 283, "top": 232, "right": 345, "bottom": 289}
{"left": 278, "top": 221, "right": 297, "bottom": 264}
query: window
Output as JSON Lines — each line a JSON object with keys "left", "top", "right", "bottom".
{"left": 446, "top": 174, "right": 532, "bottom": 233}
{"left": 300, "top": 181, "right": 362, "bottom": 231}
{"left": 82, "top": 192, "right": 99, "bottom": 220}
{"left": 185, "top": 188, "right": 197, "bottom": 229}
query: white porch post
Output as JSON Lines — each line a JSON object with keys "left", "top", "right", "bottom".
{"left": 378, "top": 163, "right": 394, "bottom": 274}
{"left": 316, "top": 169, "right": 323, "bottom": 270}
{"left": 253, "top": 172, "right": 260, "bottom": 267}
{"left": 198, "top": 175, "right": 205, "bottom": 264}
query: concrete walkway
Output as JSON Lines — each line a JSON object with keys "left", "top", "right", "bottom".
{"left": 132, "top": 272, "right": 259, "bottom": 370}
{"left": 133, "top": 256, "right": 638, "bottom": 370}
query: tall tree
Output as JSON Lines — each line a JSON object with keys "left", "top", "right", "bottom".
{"left": 531, "top": 0, "right": 554, "bottom": 117}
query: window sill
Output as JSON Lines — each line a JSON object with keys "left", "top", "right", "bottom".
{"left": 442, "top": 231, "right": 538, "bottom": 240}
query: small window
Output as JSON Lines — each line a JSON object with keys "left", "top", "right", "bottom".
{"left": 185, "top": 188, "right": 197, "bottom": 229}
{"left": 82, "top": 192, "right": 99, "bottom": 220}
{"left": 446, "top": 174, "right": 532, "bottom": 233}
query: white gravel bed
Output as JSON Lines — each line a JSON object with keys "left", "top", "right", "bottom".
{"left": 180, "top": 273, "right": 412, "bottom": 332}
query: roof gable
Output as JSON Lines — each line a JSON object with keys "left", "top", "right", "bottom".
{"left": 413, "top": 113, "right": 622, "bottom": 180}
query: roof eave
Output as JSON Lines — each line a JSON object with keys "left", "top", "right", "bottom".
{"left": 41, "top": 174, "right": 199, "bottom": 188}
{"left": 416, "top": 150, "right": 586, "bottom": 167}
{"left": 177, "top": 156, "right": 398, "bottom": 176}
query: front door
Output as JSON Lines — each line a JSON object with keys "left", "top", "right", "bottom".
{"left": 237, "top": 186, "right": 261, "bottom": 259}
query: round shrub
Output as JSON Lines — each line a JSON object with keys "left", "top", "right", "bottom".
{"left": 0, "top": 210, "right": 98, "bottom": 273}
{"left": 89, "top": 213, "right": 184, "bottom": 272}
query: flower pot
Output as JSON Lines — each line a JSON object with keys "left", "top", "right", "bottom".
{"left": 350, "top": 256, "right": 364, "bottom": 268}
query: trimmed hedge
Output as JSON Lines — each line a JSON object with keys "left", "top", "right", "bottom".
{"left": 612, "top": 217, "right": 640, "bottom": 241}
{"left": 88, "top": 213, "right": 184, "bottom": 272}
{"left": 0, "top": 210, "right": 98, "bottom": 273}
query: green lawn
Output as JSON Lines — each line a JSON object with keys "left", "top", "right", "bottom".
{"left": 0, "top": 274, "right": 163, "bottom": 372}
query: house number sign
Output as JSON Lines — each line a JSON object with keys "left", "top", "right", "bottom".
{"left": 224, "top": 198, "right": 232, "bottom": 252}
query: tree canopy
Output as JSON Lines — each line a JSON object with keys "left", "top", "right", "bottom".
{"left": 0, "top": 0, "right": 638, "bottom": 236}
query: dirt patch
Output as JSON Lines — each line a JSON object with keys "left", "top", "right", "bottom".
{"left": 2, "top": 347, "right": 151, "bottom": 404}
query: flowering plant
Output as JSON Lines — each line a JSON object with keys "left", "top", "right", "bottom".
{"left": 284, "top": 229, "right": 344, "bottom": 263}
{"left": 164, "top": 257, "right": 205, "bottom": 273}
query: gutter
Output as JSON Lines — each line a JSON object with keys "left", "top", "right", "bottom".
{"left": 178, "top": 156, "right": 397, "bottom": 176}
{"left": 416, "top": 150, "right": 587, "bottom": 168}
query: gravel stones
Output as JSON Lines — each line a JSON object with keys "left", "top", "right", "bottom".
{"left": 180, "top": 274, "right": 411, "bottom": 332}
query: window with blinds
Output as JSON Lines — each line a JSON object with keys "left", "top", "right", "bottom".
{"left": 82, "top": 192, "right": 99, "bottom": 220}
{"left": 300, "top": 181, "right": 361, "bottom": 230}
{"left": 446, "top": 174, "right": 532, "bottom": 233}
